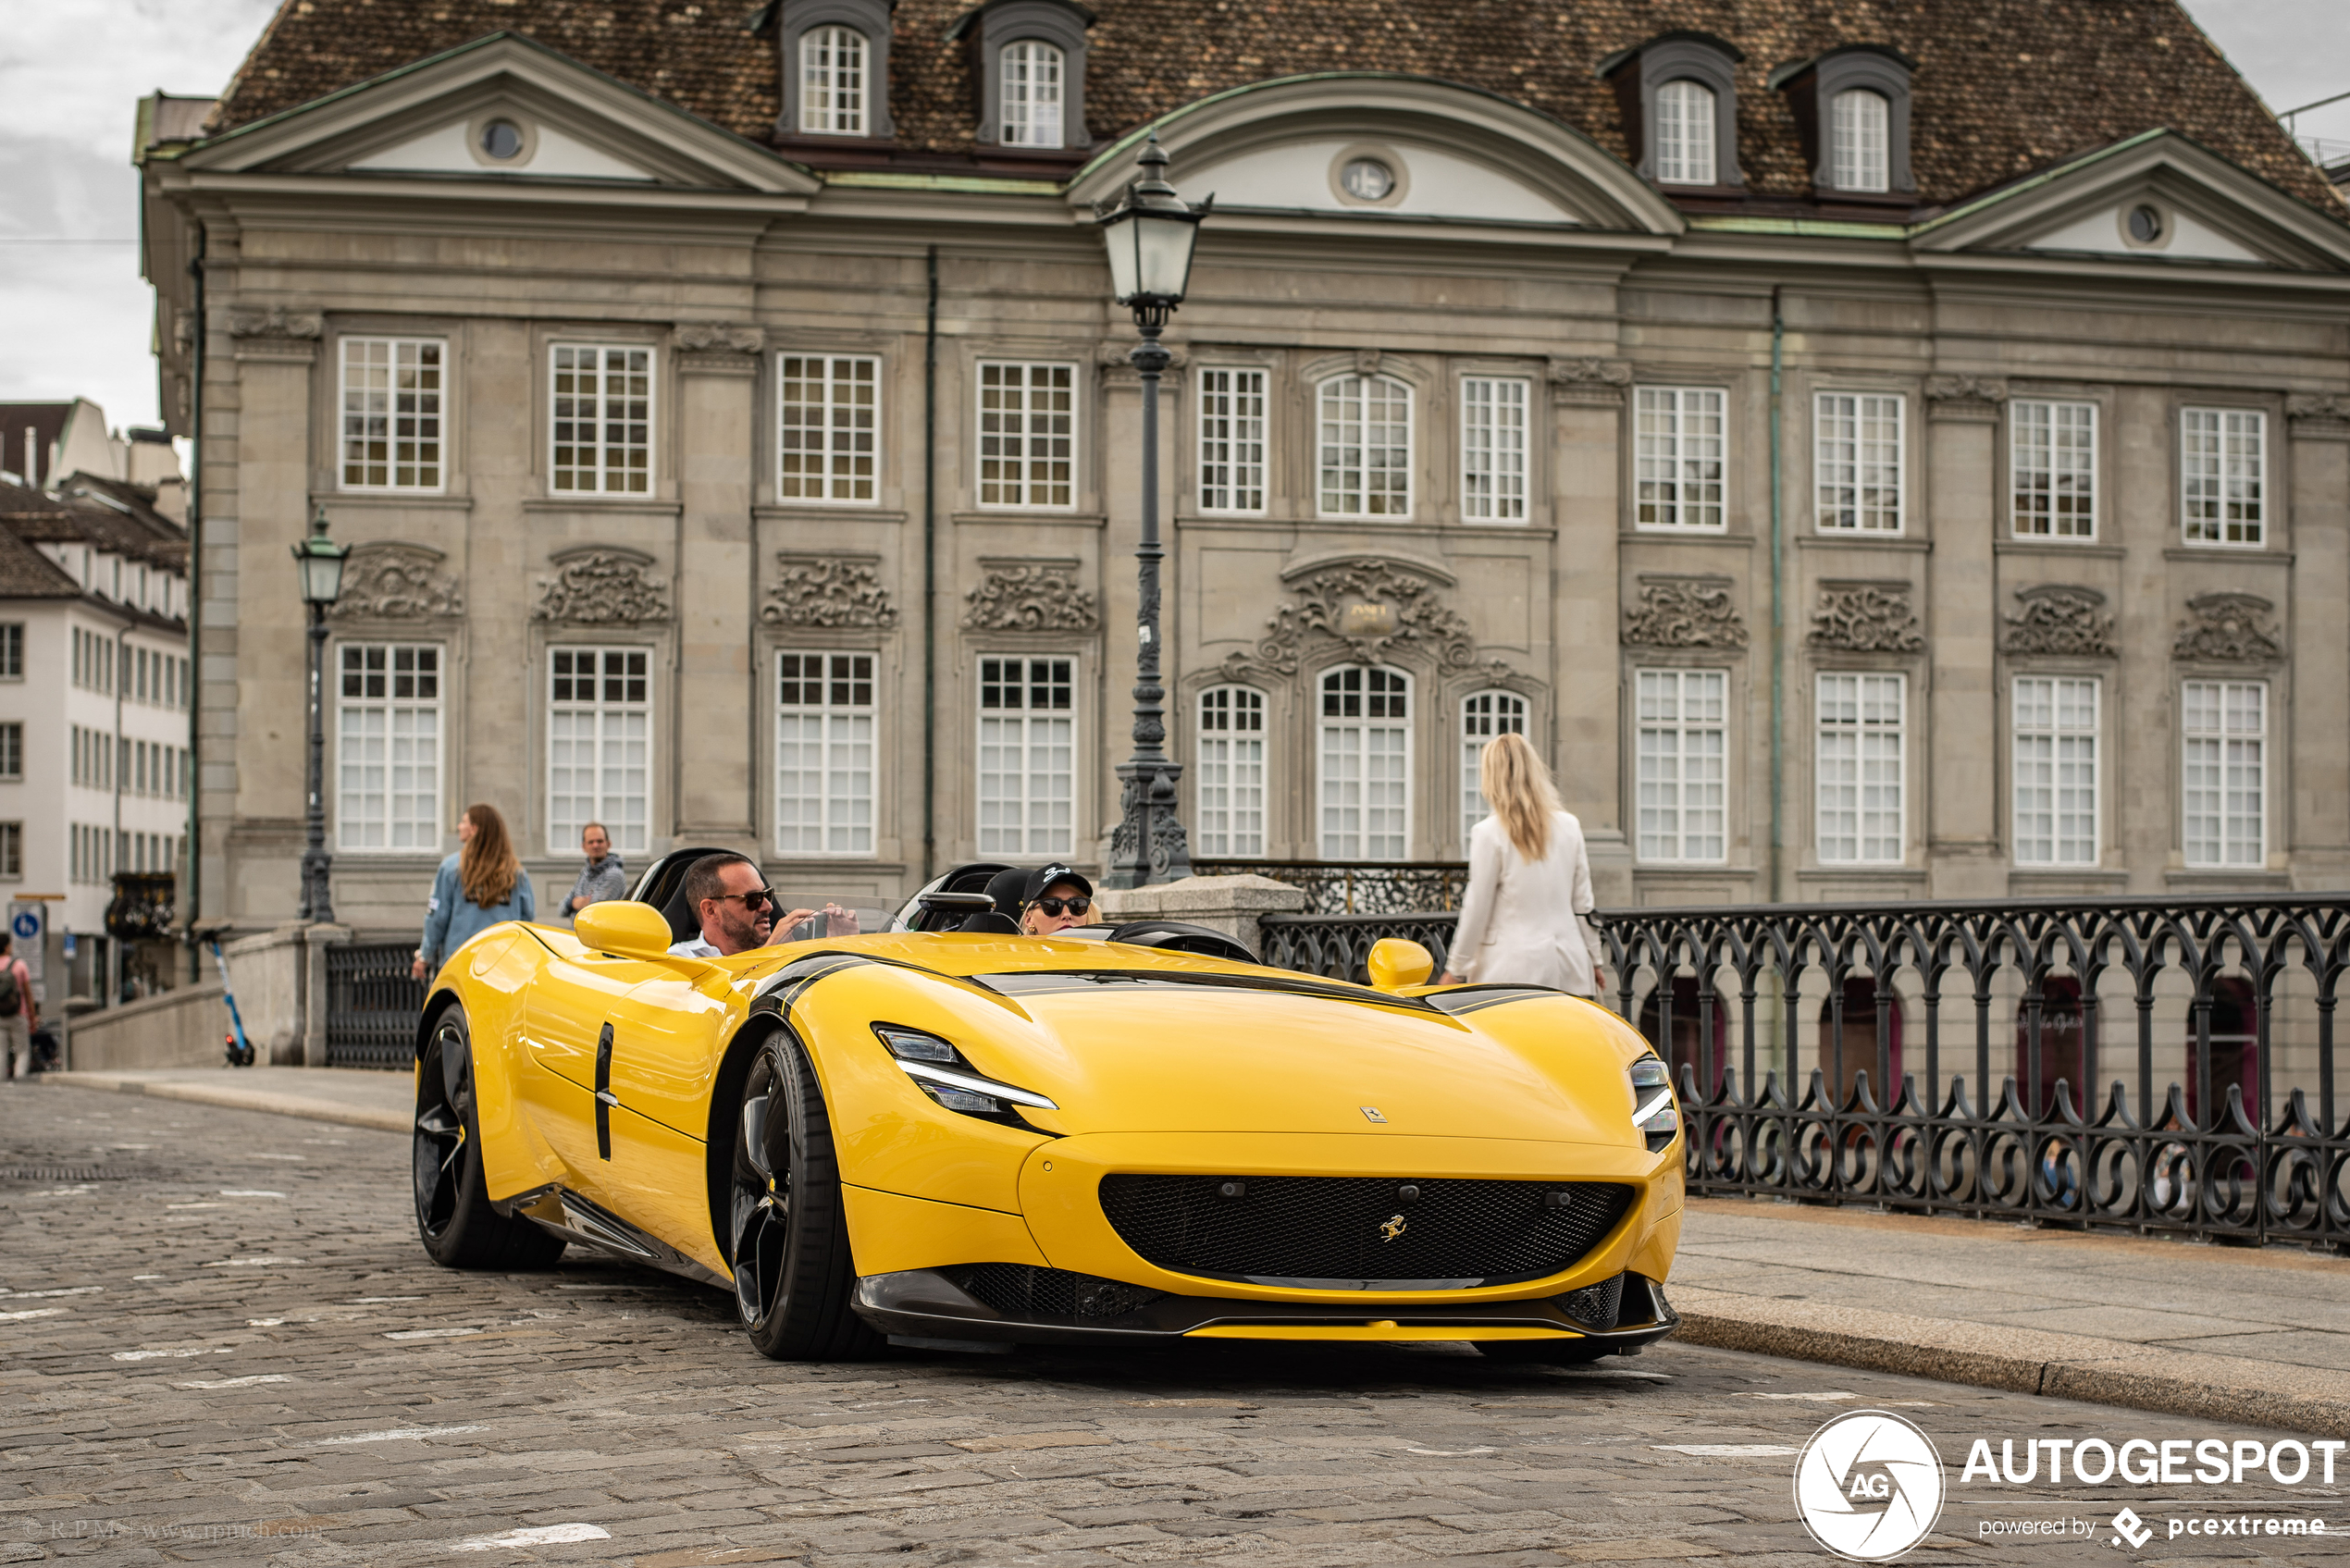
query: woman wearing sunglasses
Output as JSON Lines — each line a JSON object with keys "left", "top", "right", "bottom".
{"left": 966, "top": 863, "right": 1096, "bottom": 936}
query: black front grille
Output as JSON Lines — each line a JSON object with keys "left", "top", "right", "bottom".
{"left": 1099, "top": 1175, "right": 1633, "bottom": 1288}
{"left": 951, "top": 1264, "right": 1167, "bottom": 1321}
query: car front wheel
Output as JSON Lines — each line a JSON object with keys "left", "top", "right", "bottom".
{"left": 730, "top": 1029, "right": 881, "bottom": 1361}
{"left": 414, "top": 1003, "right": 566, "bottom": 1270}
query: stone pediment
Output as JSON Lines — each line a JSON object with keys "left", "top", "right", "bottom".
{"left": 1252, "top": 553, "right": 1476, "bottom": 673}
{"left": 329, "top": 542, "right": 464, "bottom": 622}
{"left": 533, "top": 546, "right": 670, "bottom": 625}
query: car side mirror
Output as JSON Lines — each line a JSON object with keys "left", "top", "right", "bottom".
{"left": 576, "top": 901, "right": 675, "bottom": 961}
{"left": 1366, "top": 937, "right": 1434, "bottom": 992}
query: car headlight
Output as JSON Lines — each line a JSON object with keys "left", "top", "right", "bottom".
{"left": 1628, "top": 1052, "right": 1678, "bottom": 1153}
{"left": 872, "top": 1023, "right": 1059, "bottom": 1121}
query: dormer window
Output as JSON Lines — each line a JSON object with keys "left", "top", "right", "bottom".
{"left": 1000, "top": 40, "right": 1064, "bottom": 148}
{"left": 951, "top": 0, "right": 1094, "bottom": 154}
{"left": 1772, "top": 45, "right": 1915, "bottom": 200}
{"left": 1654, "top": 80, "right": 1716, "bottom": 186}
{"left": 1599, "top": 31, "right": 1743, "bottom": 192}
{"left": 799, "top": 25, "right": 869, "bottom": 135}
{"left": 1831, "top": 89, "right": 1888, "bottom": 192}
{"left": 773, "top": 0, "right": 895, "bottom": 142}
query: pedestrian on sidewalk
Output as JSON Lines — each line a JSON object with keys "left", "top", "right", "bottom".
{"left": 412, "top": 804, "right": 536, "bottom": 980}
{"left": 0, "top": 931, "right": 37, "bottom": 1080}
{"left": 564, "top": 821, "right": 627, "bottom": 924}
{"left": 1441, "top": 732, "right": 1606, "bottom": 998}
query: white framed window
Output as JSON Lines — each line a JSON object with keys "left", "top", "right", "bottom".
{"left": 2011, "top": 400, "right": 2096, "bottom": 538}
{"left": 1816, "top": 672, "right": 1905, "bottom": 864}
{"left": 1459, "top": 689, "right": 1527, "bottom": 845}
{"left": 0, "top": 823, "right": 19, "bottom": 880}
{"left": 336, "top": 643, "right": 441, "bottom": 851}
{"left": 0, "top": 722, "right": 18, "bottom": 781}
{"left": 1319, "top": 665, "right": 1411, "bottom": 860}
{"left": 1460, "top": 377, "right": 1528, "bottom": 523}
{"left": 978, "top": 657, "right": 1074, "bottom": 856}
{"left": 779, "top": 354, "right": 880, "bottom": 504}
{"left": 1831, "top": 88, "right": 1889, "bottom": 192}
{"left": 1195, "top": 686, "right": 1267, "bottom": 858}
{"left": 1636, "top": 670, "right": 1727, "bottom": 863}
{"left": 2183, "top": 679, "right": 2266, "bottom": 868}
{"left": 1637, "top": 387, "right": 1726, "bottom": 530}
{"left": 798, "top": 25, "right": 868, "bottom": 135}
{"left": 549, "top": 648, "right": 651, "bottom": 858}
{"left": 978, "top": 362, "right": 1075, "bottom": 511}
{"left": 0, "top": 623, "right": 21, "bottom": 677}
{"left": 340, "top": 337, "right": 445, "bottom": 490}
{"left": 2013, "top": 675, "right": 2099, "bottom": 867}
{"left": 2182, "top": 408, "right": 2265, "bottom": 547}
{"left": 1815, "top": 392, "right": 1903, "bottom": 532}
{"left": 1197, "top": 367, "right": 1267, "bottom": 514}
{"left": 775, "top": 652, "right": 876, "bottom": 857}
{"left": 1000, "top": 40, "right": 1065, "bottom": 148}
{"left": 550, "top": 344, "right": 652, "bottom": 495}
{"left": 1654, "top": 80, "right": 1717, "bottom": 186}
{"left": 1317, "top": 374, "right": 1412, "bottom": 519}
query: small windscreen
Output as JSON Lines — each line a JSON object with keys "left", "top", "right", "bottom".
{"left": 974, "top": 968, "right": 1442, "bottom": 1013}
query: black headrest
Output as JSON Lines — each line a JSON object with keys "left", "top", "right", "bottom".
{"left": 957, "top": 910, "right": 1022, "bottom": 935}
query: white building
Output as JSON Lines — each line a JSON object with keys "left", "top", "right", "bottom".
{"left": 0, "top": 472, "right": 192, "bottom": 1006}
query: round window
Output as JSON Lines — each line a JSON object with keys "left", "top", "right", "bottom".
{"left": 1340, "top": 157, "right": 1395, "bottom": 202}
{"left": 479, "top": 119, "right": 526, "bottom": 161}
{"left": 2127, "top": 203, "right": 2163, "bottom": 244}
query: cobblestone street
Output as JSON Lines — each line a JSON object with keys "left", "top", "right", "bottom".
{"left": 5, "top": 1083, "right": 2348, "bottom": 1566}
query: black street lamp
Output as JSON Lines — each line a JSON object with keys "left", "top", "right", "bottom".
{"left": 291, "top": 505, "right": 349, "bottom": 922}
{"left": 1097, "top": 132, "right": 1210, "bottom": 889}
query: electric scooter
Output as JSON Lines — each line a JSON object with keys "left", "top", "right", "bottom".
{"left": 198, "top": 928, "right": 255, "bottom": 1068}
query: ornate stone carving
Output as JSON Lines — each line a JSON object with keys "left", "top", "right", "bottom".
{"left": 673, "top": 323, "right": 765, "bottom": 355}
{"left": 2287, "top": 392, "right": 2350, "bottom": 422}
{"left": 1809, "top": 582, "right": 1924, "bottom": 653}
{"left": 533, "top": 549, "right": 670, "bottom": 624}
{"left": 762, "top": 556, "right": 898, "bottom": 630}
{"left": 228, "top": 307, "right": 322, "bottom": 340}
{"left": 2000, "top": 585, "right": 2115, "bottom": 658}
{"left": 1256, "top": 556, "right": 1475, "bottom": 672}
{"left": 962, "top": 562, "right": 1097, "bottom": 633}
{"left": 1923, "top": 375, "right": 2010, "bottom": 407}
{"left": 328, "top": 542, "right": 464, "bottom": 622}
{"left": 1354, "top": 348, "right": 1385, "bottom": 377}
{"left": 1547, "top": 355, "right": 1632, "bottom": 404}
{"left": 1622, "top": 576, "right": 1747, "bottom": 650}
{"left": 2173, "top": 591, "right": 2283, "bottom": 664}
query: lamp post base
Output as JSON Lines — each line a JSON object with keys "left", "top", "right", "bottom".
{"left": 1103, "top": 758, "right": 1193, "bottom": 890}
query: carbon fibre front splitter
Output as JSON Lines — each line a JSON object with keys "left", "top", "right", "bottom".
{"left": 852, "top": 1268, "right": 1681, "bottom": 1352}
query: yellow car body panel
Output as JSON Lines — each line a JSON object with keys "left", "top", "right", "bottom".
{"left": 422, "top": 918, "right": 1685, "bottom": 1349}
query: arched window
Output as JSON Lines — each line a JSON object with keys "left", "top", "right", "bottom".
{"left": 1653, "top": 80, "right": 1717, "bottom": 186}
{"left": 1459, "top": 689, "right": 1527, "bottom": 846}
{"left": 1319, "top": 666, "right": 1411, "bottom": 860}
{"left": 1195, "top": 686, "right": 1267, "bottom": 858}
{"left": 798, "top": 26, "right": 867, "bottom": 136}
{"left": 1000, "top": 40, "right": 1065, "bottom": 148}
{"left": 1317, "top": 373, "right": 1413, "bottom": 519}
{"left": 1831, "top": 88, "right": 1889, "bottom": 193}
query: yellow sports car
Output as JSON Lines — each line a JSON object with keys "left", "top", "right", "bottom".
{"left": 410, "top": 854, "right": 1685, "bottom": 1363}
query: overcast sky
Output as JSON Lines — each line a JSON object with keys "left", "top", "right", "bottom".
{"left": 1, "top": 0, "right": 2344, "bottom": 445}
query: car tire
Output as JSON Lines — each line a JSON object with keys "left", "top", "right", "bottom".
{"left": 414, "top": 1003, "right": 566, "bottom": 1271}
{"left": 730, "top": 1028, "right": 882, "bottom": 1361}
{"left": 1477, "top": 1337, "right": 1617, "bottom": 1366}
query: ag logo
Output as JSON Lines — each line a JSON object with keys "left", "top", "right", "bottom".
{"left": 1793, "top": 1410, "right": 1946, "bottom": 1562}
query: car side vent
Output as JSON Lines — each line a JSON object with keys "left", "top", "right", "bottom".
{"left": 1558, "top": 1272, "right": 1624, "bottom": 1330}
{"left": 951, "top": 1264, "right": 1166, "bottom": 1322}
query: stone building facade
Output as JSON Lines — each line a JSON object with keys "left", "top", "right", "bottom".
{"left": 135, "top": 1, "right": 2350, "bottom": 935}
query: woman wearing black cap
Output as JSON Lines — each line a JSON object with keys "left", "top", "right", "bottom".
{"left": 967, "top": 863, "right": 1095, "bottom": 936}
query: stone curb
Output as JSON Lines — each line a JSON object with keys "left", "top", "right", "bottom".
{"left": 37, "top": 1071, "right": 409, "bottom": 1135}
{"left": 1672, "top": 1285, "right": 2350, "bottom": 1438}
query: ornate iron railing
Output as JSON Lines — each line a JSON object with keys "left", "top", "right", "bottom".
{"left": 325, "top": 942, "right": 425, "bottom": 1069}
{"left": 1262, "top": 895, "right": 2350, "bottom": 1247}
{"left": 1194, "top": 860, "right": 1469, "bottom": 915}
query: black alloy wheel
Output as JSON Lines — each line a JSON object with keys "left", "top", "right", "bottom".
{"left": 729, "top": 1030, "right": 881, "bottom": 1360}
{"left": 414, "top": 1003, "right": 566, "bottom": 1270}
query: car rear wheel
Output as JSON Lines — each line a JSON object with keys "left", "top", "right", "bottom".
{"left": 414, "top": 1003, "right": 566, "bottom": 1270}
{"left": 1477, "top": 1337, "right": 1617, "bottom": 1366}
{"left": 730, "top": 1029, "right": 880, "bottom": 1360}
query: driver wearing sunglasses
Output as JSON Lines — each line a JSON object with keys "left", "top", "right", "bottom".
{"left": 1017, "top": 864, "right": 1096, "bottom": 937}
{"left": 670, "top": 854, "right": 777, "bottom": 957}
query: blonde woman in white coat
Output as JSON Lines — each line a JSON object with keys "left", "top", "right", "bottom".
{"left": 1440, "top": 732, "right": 1606, "bottom": 997}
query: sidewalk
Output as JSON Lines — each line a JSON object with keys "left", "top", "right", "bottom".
{"left": 28, "top": 1067, "right": 2350, "bottom": 1434}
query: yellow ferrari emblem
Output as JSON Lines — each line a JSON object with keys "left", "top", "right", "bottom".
{"left": 1379, "top": 1214, "right": 1407, "bottom": 1243}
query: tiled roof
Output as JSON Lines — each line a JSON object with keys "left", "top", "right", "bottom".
{"left": 202, "top": 0, "right": 2341, "bottom": 216}
{"left": 0, "top": 479, "right": 188, "bottom": 575}
{"left": 0, "top": 492, "right": 97, "bottom": 600}
{"left": 0, "top": 404, "right": 74, "bottom": 491}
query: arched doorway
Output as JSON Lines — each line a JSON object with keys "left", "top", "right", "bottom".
{"left": 2013, "top": 974, "right": 2087, "bottom": 1119}
{"left": 2185, "top": 975, "right": 2260, "bottom": 1130}
{"left": 1815, "top": 976, "right": 1903, "bottom": 1109}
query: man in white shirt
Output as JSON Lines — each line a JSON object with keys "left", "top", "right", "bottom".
{"left": 667, "top": 853, "right": 859, "bottom": 958}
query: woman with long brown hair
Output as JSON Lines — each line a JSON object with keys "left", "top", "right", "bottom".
{"left": 1441, "top": 732, "right": 1605, "bottom": 996}
{"left": 412, "top": 803, "right": 537, "bottom": 979}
